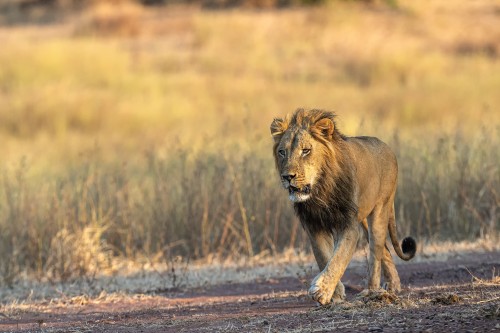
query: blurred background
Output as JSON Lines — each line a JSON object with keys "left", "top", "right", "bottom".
{"left": 0, "top": 0, "right": 498, "bottom": 284}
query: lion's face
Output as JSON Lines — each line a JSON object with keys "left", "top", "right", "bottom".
{"left": 271, "top": 110, "right": 335, "bottom": 203}
{"left": 275, "top": 129, "right": 325, "bottom": 202}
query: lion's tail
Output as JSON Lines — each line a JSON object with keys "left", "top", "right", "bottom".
{"left": 388, "top": 206, "right": 416, "bottom": 261}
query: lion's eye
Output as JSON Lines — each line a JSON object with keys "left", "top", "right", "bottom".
{"left": 278, "top": 149, "right": 286, "bottom": 157}
{"left": 302, "top": 149, "right": 311, "bottom": 156}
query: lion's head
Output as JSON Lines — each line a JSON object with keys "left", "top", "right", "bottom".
{"left": 270, "top": 109, "right": 343, "bottom": 203}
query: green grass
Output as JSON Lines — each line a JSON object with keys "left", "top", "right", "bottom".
{"left": 0, "top": 0, "right": 498, "bottom": 284}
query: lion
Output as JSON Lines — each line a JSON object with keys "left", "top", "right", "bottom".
{"left": 270, "top": 108, "right": 416, "bottom": 305}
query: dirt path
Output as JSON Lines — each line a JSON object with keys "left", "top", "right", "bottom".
{"left": 1, "top": 252, "right": 499, "bottom": 332}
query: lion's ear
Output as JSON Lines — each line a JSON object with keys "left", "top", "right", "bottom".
{"left": 270, "top": 118, "right": 287, "bottom": 141}
{"left": 312, "top": 117, "right": 334, "bottom": 140}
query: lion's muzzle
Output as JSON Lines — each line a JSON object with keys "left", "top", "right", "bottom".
{"left": 281, "top": 173, "right": 296, "bottom": 183}
{"left": 288, "top": 184, "right": 311, "bottom": 195}
{"left": 282, "top": 174, "right": 312, "bottom": 200}
{"left": 287, "top": 183, "right": 312, "bottom": 202}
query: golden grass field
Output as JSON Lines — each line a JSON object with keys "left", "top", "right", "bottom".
{"left": 0, "top": 0, "right": 498, "bottom": 285}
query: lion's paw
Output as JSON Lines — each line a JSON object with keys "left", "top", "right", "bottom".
{"left": 357, "top": 288, "right": 399, "bottom": 304}
{"left": 332, "top": 281, "right": 346, "bottom": 302}
{"left": 308, "top": 274, "right": 335, "bottom": 305}
{"left": 382, "top": 281, "right": 401, "bottom": 293}
{"left": 358, "top": 288, "right": 384, "bottom": 297}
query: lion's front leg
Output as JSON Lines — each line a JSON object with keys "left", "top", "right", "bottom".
{"left": 306, "top": 228, "right": 345, "bottom": 302}
{"left": 308, "top": 226, "right": 359, "bottom": 305}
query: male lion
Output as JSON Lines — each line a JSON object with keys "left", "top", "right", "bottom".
{"left": 270, "top": 108, "right": 416, "bottom": 305}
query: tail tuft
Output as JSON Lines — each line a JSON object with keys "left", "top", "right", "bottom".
{"left": 401, "top": 237, "right": 417, "bottom": 260}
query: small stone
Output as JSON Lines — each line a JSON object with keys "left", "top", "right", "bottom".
{"left": 368, "top": 326, "right": 383, "bottom": 332}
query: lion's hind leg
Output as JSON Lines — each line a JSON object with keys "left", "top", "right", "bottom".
{"left": 366, "top": 205, "right": 390, "bottom": 291}
{"left": 362, "top": 206, "right": 401, "bottom": 293}
{"left": 381, "top": 244, "right": 401, "bottom": 292}
{"left": 381, "top": 204, "right": 401, "bottom": 292}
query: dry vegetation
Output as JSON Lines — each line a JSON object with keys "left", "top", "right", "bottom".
{"left": 0, "top": 0, "right": 498, "bottom": 288}
{"left": 1, "top": 249, "right": 498, "bottom": 332}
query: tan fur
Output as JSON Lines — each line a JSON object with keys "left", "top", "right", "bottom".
{"left": 270, "top": 108, "right": 416, "bottom": 305}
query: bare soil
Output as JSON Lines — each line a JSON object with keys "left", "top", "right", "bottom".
{"left": 1, "top": 251, "right": 499, "bottom": 332}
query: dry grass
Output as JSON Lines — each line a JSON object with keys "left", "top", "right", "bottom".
{"left": 0, "top": 0, "right": 498, "bottom": 285}
{"left": 0, "top": 239, "right": 497, "bottom": 307}
{"left": 0, "top": 242, "right": 498, "bottom": 332}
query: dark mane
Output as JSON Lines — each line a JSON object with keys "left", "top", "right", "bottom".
{"left": 290, "top": 109, "right": 358, "bottom": 234}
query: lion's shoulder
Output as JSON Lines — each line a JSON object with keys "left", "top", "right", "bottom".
{"left": 345, "top": 135, "right": 397, "bottom": 177}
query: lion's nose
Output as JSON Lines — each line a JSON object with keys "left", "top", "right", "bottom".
{"left": 282, "top": 174, "right": 296, "bottom": 182}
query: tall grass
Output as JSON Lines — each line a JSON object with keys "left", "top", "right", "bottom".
{"left": 0, "top": 128, "right": 498, "bottom": 285}
{"left": 0, "top": 0, "right": 499, "bottom": 284}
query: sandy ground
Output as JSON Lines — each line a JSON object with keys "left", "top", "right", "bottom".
{"left": 0, "top": 250, "right": 498, "bottom": 332}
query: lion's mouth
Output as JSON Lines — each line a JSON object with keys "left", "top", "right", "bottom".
{"left": 289, "top": 184, "right": 311, "bottom": 195}
{"left": 288, "top": 184, "right": 312, "bottom": 203}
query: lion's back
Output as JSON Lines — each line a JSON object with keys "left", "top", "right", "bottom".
{"left": 346, "top": 136, "right": 398, "bottom": 213}
{"left": 349, "top": 136, "right": 397, "bottom": 172}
